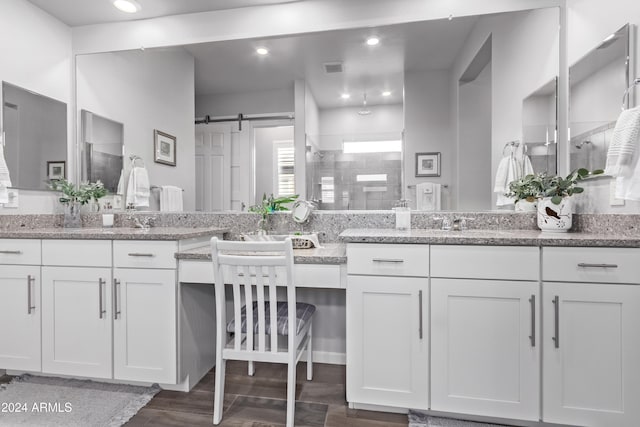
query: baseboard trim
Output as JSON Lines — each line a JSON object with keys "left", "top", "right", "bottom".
{"left": 312, "top": 351, "right": 345, "bottom": 365}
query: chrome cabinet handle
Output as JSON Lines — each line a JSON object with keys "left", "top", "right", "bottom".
{"left": 577, "top": 263, "right": 618, "bottom": 268}
{"left": 529, "top": 295, "right": 535, "bottom": 347}
{"left": 0, "top": 250, "right": 22, "bottom": 254}
{"left": 418, "top": 290, "right": 423, "bottom": 340}
{"left": 372, "top": 258, "right": 404, "bottom": 263}
{"left": 98, "top": 278, "right": 106, "bottom": 319}
{"left": 114, "top": 279, "right": 121, "bottom": 320}
{"left": 128, "top": 253, "right": 155, "bottom": 257}
{"left": 27, "top": 275, "right": 36, "bottom": 314}
{"left": 552, "top": 296, "right": 559, "bottom": 348}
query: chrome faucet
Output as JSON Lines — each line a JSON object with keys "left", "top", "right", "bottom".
{"left": 126, "top": 210, "right": 153, "bottom": 229}
{"left": 452, "top": 218, "right": 466, "bottom": 231}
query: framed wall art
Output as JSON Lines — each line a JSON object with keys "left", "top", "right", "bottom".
{"left": 415, "top": 152, "right": 441, "bottom": 177}
{"left": 154, "top": 130, "right": 177, "bottom": 166}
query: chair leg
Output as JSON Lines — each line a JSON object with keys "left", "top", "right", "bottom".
{"left": 248, "top": 361, "right": 255, "bottom": 376}
{"left": 307, "top": 323, "right": 313, "bottom": 381}
{"left": 286, "top": 357, "right": 297, "bottom": 427}
{"left": 213, "top": 358, "right": 226, "bottom": 425}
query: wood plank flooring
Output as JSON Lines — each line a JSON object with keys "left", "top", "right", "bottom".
{"left": 125, "top": 361, "right": 409, "bottom": 427}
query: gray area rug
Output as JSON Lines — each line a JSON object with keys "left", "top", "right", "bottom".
{"left": 0, "top": 374, "right": 160, "bottom": 426}
{"left": 409, "top": 410, "right": 509, "bottom": 427}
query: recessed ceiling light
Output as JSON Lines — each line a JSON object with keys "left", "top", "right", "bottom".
{"left": 112, "top": 0, "right": 141, "bottom": 13}
{"left": 256, "top": 47, "right": 269, "bottom": 55}
{"left": 341, "top": 93, "right": 351, "bottom": 99}
{"left": 366, "top": 37, "right": 380, "bottom": 46}
{"left": 382, "top": 91, "right": 392, "bottom": 97}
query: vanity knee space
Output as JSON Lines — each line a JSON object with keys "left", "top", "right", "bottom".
{"left": 346, "top": 243, "right": 640, "bottom": 427}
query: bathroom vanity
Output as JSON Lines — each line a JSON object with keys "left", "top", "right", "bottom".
{"left": 341, "top": 229, "right": 640, "bottom": 427}
{"left": 0, "top": 227, "right": 225, "bottom": 391}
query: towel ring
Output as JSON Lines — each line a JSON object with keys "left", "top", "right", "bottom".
{"left": 129, "top": 154, "right": 145, "bottom": 168}
{"left": 621, "top": 77, "right": 640, "bottom": 111}
{"left": 502, "top": 140, "right": 520, "bottom": 156}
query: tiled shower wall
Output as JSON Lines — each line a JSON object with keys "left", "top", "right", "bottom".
{"left": 307, "top": 151, "right": 402, "bottom": 210}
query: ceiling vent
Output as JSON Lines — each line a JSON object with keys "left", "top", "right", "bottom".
{"left": 323, "top": 62, "right": 344, "bottom": 74}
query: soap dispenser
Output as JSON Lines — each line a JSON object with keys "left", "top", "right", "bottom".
{"left": 394, "top": 200, "right": 411, "bottom": 230}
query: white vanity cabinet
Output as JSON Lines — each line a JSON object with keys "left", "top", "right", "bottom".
{"left": 430, "top": 245, "right": 540, "bottom": 421}
{"left": 41, "top": 240, "right": 113, "bottom": 378}
{"left": 346, "top": 244, "right": 429, "bottom": 410}
{"left": 542, "top": 247, "right": 640, "bottom": 427}
{"left": 112, "top": 241, "right": 178, "bottom": 384}
{"left": 0, "top": 240, "right": 42, "bottom": 372}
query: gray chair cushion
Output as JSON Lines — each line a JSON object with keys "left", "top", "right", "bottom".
{"left": 226, "top": 301, "right": 316, "bottom": 336}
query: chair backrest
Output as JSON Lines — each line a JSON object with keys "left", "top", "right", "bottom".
{"left": 210, "top": 237, "right": 296, "bottom": 354}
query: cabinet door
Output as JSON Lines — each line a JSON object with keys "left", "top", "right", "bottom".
{"left": 346, "top": 275, "right": 428, "bottom": 409}
{"left": 431, "top": 279, "right": 539, "bottom": 421}
{"left": 0, "top": 266, "right": 41, "bottom": 371}
{"left": 543, "top": 282, "right": 640, "bottom": 427}
{"left": 113, "top": 268, "right": 177, "bottom": 384}
{"left": 42, "top": 267, "right": 112, "bottom": 378}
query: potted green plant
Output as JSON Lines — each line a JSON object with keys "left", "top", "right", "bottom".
{"left": 50, "top": 179, "right": 107, "bottom": 228}
{"left": 535, "top": 168, "right": 603, "bottom": 232}
{"left": 506, "top": 174, "right": 542, "bottom": 212}
{"left": 248, "top": 193, "right": 298, "bottom": 234}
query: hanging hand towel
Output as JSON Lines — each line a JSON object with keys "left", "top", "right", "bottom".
{"left": 416, "top": 182, "right": 441, "bottom": 211}
{"left": 0, "top": 146, "right": 13, "bottom": 204}
{"left": 125, "top": 166, "right": 150, "bottom": 208}
{"left": 521, "top": 154, "right": 534, "bottom": 176}
{"left": 494, "top": 155, "right": 519, "bottom": 206}
{"left": 604, "top": 106, "right": 640, "bottom": 177}
{"left": 160, "top": 185, "right": 183, "bottom": 212}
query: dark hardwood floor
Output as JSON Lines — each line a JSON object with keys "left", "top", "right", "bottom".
{"left": 125, "top": 361, "right": 409, "bottom": 427}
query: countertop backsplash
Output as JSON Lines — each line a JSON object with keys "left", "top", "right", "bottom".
{"left": 0, "top": 211, "right": 639, "bottom": 243}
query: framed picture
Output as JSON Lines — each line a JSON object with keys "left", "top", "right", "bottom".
{"left": 415, "top": 152, "right": 441, "bottom": 177}
{"left": 154, "top": 130, "right": 177, "bottom": 166}
{"left": 47, "top": 161, "right": 66, "bottom": 180}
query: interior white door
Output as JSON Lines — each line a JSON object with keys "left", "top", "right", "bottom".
{"left": 231, "top": 122, "right": 251, "bottom": 211}
{"left": 0, "top": 266, "right": 41, "bottom": 371}
{"left": 42, "top": 267, "right": 112, "bottom": 378}
{"left": 431, "top": 279, "right": 540, "bottom": 421}
{"left": 195, "top": 123, "right": 231, "bottom": 211}
{"left": 543, "top": 282, "right": 640, "bottom": 427}
{"left": 113, "top": 268, "right": 177, "bottom": 384}
{"left": 346, "top": 275, "right": 428, "bottom": 409}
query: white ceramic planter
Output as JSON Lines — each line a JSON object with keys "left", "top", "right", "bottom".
{"left": 515, "top": 199, "right": 538, "bottom": 212}
{"left": 537, "top": 197, "right": 572, "bottom": 232}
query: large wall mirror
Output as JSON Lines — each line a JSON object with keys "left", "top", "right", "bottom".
{"left": 523, "top": 77, "right": 558, "bottom": 175}
{"left": 75, "top": 7, "right": 559, "bottom": 212}
{"left": 2, "top": 82, "right": 67, "bottom": 190}
{"left": 569, "top": 24, "right": 633, "bottom": 172}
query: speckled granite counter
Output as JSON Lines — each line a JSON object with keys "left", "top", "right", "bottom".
{"left": 339, "top": 228, "right": 640, "bottom": 247}
{"left": 176, "top": 243, "right": 346, "bottom": 264}
{"left": 0, "top": 227, "right": 227, "bottom": 240}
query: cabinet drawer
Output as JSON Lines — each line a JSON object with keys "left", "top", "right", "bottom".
{"left": 114, "top": 241, "right": 178, "bottom": 269}
{"left": 431, "top": 245, "right": 539, "bottom": 281}
{"left": 543, "top": 247, "right": 640, "bottom": 284}
{"left": 42, "top": 240, "right": 111, "bottom": 267}
{"left": 0, "top": 239, "right": 41, "bottom": 265}
{"left": 347, "top": 243, "right": 429, "bottom": 277}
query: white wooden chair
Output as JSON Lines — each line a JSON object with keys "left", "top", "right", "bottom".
{"left": 210, "top": 237, "right": 315, "bottom": 427}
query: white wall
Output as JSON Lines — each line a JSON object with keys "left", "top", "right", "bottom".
{"left": 567, "top": 0, "right": 640, "bottom": 213}
{"left": 450, "top": 8, "right": 559, "bottom": 208}
{"left": 404, "top": 70, "right": 452, "bottom": 210}
{"left": 0, "top": 0, "right": 72, "bottom": 214}
{"left": 76, "top": 49, "right": 196, "bottom": 211}
{"left": 316, "top": 104, "right": 404, "bottom": 151}
{"left": 458, "top": 62, "right": 492, "bottom": 210}
{"left": 195, "top": 88, "right": 294, "bottom": 117}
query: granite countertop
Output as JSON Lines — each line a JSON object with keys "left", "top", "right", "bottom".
{"left": 0, "top": 227, "right": 227, "bottom": 240}
{"left": 176, "top": 243, "right": 346, "bottom": 264}
{"left": 339, "top": 228, "right": 640, "bottom": 248}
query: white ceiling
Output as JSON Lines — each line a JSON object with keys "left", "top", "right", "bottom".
{"left": 26, "top": 0, "right": 299, "bottom": 27}
{"left": 187, "top": 16, "right": 478, "bottom": 109}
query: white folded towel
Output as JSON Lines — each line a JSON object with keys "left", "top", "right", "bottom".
{"left": 160, "top": 185, "right": 183, "bottom": 212}
{"left": 0, "top": 146, "right": 13, "bottom": 204}
{"left": 494, "top": 155, "right": 519, "bottom": 206}
{"left": 604, "top": 106, "right": 640, "bottom": 177}
{"left": 416, "top": 182, "right": 441, "bottom": 211}
{"left": 125, "top": 166, "right": 150, "bottom": 208}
